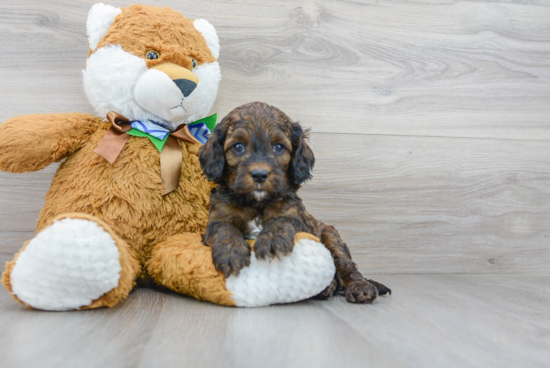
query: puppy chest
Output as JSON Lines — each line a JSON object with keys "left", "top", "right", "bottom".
{"left": 245, "top": 218, "right": 263, "bottom": 240}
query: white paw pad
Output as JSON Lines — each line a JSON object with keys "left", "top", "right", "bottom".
{"left": 10, "top": 218, "right": 121, "bottom": 311}
{"left": 226, "top": 238, "right": 336, "bottom": 307}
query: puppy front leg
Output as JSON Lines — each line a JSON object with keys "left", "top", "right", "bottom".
{"left": 320, "top": 225, "right": 391, "bottom": 303}
{"left": 203, "top": 221, "right": 251, "bottom": 278}
{"left": 255, "top": 216, "right": 307, "bottom": 260}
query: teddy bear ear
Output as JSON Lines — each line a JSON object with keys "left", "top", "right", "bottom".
{"left": 193, "top": 19, "right": 220, "bottom": 59}
{"left": 86, "top": 3, "right": 122, "bottom": 51}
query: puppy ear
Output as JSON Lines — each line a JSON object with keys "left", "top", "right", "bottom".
{"left": 199, "top": 119, "right": 228, "bottom": 182}
{"left": 289, "top": 122, "right": 315, "bottom": 186}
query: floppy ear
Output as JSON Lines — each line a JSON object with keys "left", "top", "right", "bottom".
{"left": 289, "top": 122, "right": 315, "bottom": 186}
{"left": 199, "top": 119, "right": 228, "bottom": 183}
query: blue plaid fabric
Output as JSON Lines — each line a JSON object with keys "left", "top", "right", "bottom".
{"left": 131, "top": 120, "right": 170, "bottom": 141}
{"left": 130, "top": 118, "right": 214, "bottom": 144}
{"left": 187, "top": 122, "right": 211, "bottom": 144}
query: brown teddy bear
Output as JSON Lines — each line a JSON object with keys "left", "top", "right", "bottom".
{"left": 0, "top": 3, "right": 335, "bottom": 310}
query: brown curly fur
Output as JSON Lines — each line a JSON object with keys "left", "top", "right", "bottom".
{"left": 199, "top": 102, "right": 391, "bottom": 303}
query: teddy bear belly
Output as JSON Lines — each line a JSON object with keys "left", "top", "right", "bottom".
{"left": 36, "top": 134, "right": 211, "bottom": 265}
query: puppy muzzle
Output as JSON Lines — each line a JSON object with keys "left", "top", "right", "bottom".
{"left": 230, "top": 158, "right": 286, "bottom": 202}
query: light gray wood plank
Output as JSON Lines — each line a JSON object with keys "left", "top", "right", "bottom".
{"left": 0, "top": 165, "right": 55, "bottom": 233}
{"left": 136, "top": 293, "right": 404, "bottom": 368}
{"left": 1, "top": 1, "right": 549, "bottom": 272}
{"left": 472, "top": 0, "right": 550, "bottom": 5}
{"left": 0, "top": 289, "right": 164, "bottom": 368}
{"left": 0, "top": 232, "right": 35, "bottom": 254}
{"left": 0, "top": 273, "right": 548, "bottom": 368}
{"left": 1, "top": 1, "right": 549, "bottom": 367}
{"left": 321, "top": 274, "right": 550, "bottom": 368}
{"left": 0, "top": 0, "right": 549, "bottom": 140}
{"left": 301, "top": 133, "right": 550, "bottom": 274}
{"left": 3, "top": 132, "right": 549, "bottom": 274}
{"left": 209, "top": 0, "right": 550, "bottom": 140}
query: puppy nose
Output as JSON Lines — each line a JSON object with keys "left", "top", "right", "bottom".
{"left": 251, "top": 169, "right": 269, "bottom": 183}
{"left": 174, "top": 79, "right": 197, "bottom": 97}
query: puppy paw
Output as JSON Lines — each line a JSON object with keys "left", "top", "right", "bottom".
{"left": 254, "top": 229, "right": 294, "bottom": 260}
{"left": 367, "top": 279, "right": 392, "bottom": 296}
{"left": 345, "top": 280, "right": 378, "bottom": 304}
{"left": 311, "top": 276, "right": 339, "bottom": 300}
{"left": 212, "top": 239, "right": 251, "bottom": 278}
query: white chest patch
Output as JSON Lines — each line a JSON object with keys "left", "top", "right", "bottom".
{"left": 245, "top": 218, "right": 263, "bottom": 240}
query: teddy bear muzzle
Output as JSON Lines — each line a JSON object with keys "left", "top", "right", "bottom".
{"left": 133, "top": 62, "right": 199, "bottom": 122}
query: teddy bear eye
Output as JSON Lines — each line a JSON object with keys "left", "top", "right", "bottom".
{"left": 191, "top": 58, "right": 197, "bottom": 69}
{"left": 146, "top": 50, "right": 159, "bottom": 60}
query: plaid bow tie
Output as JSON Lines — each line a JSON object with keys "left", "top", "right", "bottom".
{"left": 94, "top": 112, "right": 217, "bottom": 195}
{"left": 129, "top": 114, "right": 217, "bottom": 146}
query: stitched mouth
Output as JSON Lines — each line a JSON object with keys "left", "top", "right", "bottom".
{"left": 170, "top": 98, "right": 187, "bottom": 113}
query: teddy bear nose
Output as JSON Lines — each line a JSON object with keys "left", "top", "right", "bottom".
{"left": 174, "top": 79, "right": 197, "bottom": 97}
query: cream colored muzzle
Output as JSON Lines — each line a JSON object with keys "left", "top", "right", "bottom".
{"left": 151, "top": 63, "right": 199, "bottom": 97}
{"left": 134, "top": 62, "right": 200, "bottom": 123}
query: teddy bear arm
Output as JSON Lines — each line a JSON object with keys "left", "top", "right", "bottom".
{"left": 0, "top": 113, "right": 101, "bottom": 173}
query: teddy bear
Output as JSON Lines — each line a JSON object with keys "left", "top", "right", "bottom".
{"left": 0, "top": 3, "right": 335, "bottom": 310}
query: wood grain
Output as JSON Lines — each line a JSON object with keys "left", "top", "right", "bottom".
{"left": 1, "top": 1, "right": 549, "bottom": 367}
{"left": 1, "top": 271, "right": 548, "bottom": 368}
{"left": 1, "top": 1, "right": 549, "bottom": 139}
{"left": 0, "top": 0, "right": 549, "bottom": 274}
{"left": 2, "top": 132, "right": 549, "bottom": 274}
{"left": 301, "top": 133, "right": 550, "bottom": 274}
{"left": 322, "top": 274, "right": 550, "bottom": 368}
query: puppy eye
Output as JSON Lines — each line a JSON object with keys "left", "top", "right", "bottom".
{"left": 272, "top": 143, "right": 285, "bottom": 155}
{"left": 191, "top": 58, "right": 197, "bottom": 69}
{"left": 232, "top": 143, "right": 246, "bottom": 155}
{"left": 146, "top": 50, "right": 159, "bottom": 60}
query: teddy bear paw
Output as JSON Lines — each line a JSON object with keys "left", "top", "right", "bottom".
{"left": 9, "top": 218, "right": 121, "bottom": 311}
{"left": 225, "top": 236, "right": 335, "bottom": 307}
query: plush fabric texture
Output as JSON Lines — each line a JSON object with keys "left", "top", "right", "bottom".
{"left": 35, "top": 118, "right": 212, "bottom": 267}
{"left": 96, "top": 5, "right": 216, "bottom": 67}
{"left": 0, "top": 3, "right": 334, "bottom": 310}
{"left": 10, "top": 217, "right": 121, "bottom": 311}
{"left": 87, "top": 3, "right": 122, "bottom": 51}
{"left": 228, "top": 233, "right": 336, "bottom": 307}
{"left": 0, "top": 113, "right": 101, "bottom": 173}
{"left": 0, "top": 112, "right": 214, "bottom": 309}
{"left": 84, "top": 34, "right": 221, "bottom": 129}
{"left": 3, "top": 213, "right": 140, "bottom": 310}
{"left": 147, "top": 232, "right": 235, "bottom": 306}
{"left": 193, "top": 19, "right": 220, "bottom": 59}
{"left": 147, "top": 232, "right": 334, "bottom": 307}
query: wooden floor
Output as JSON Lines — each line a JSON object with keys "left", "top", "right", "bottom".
{"left": 1, "top": 0, "right": 549, "bottom": 367}
{"left": 1, "top": 268, "right": 549, "bottom": 368}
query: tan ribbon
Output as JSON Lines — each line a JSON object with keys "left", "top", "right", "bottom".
{"left": 94, "top": 111, "right": 201, "bottom": 195}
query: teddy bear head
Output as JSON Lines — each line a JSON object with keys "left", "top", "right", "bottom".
{"left": 83, "top": 3, "right": 221, "bottom": 131}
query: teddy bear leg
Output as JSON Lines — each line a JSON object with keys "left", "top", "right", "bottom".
{"left": 147, "top": 232, "right": 336, "bottom": 307}
{"left": 147, "top": 232, "right": 236, "bottom": 306}
{"left": 2, "top": 213, "right": 140, "bottom": 311}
